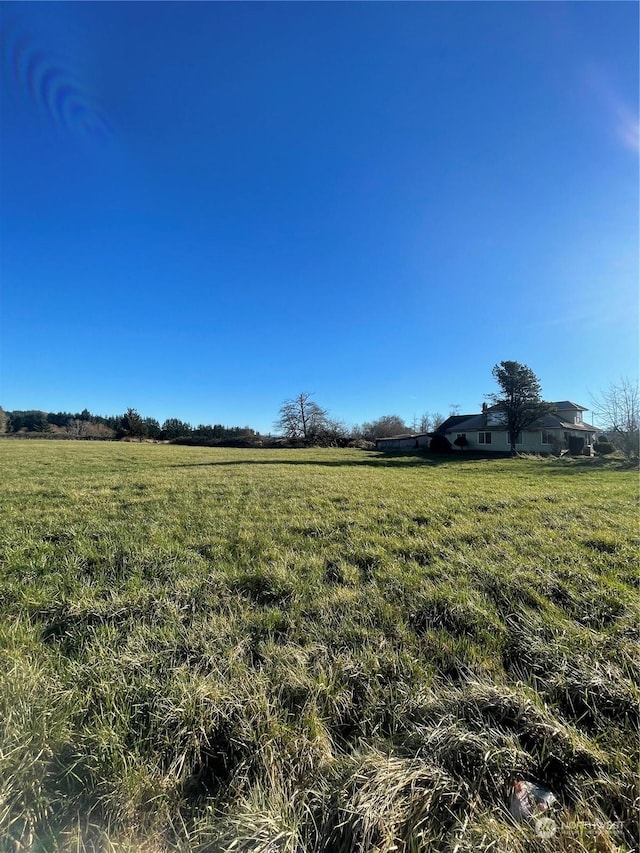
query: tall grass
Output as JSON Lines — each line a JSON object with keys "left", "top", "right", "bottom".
{"left": 0, "top": 442, "right": 638, "bottom": 851}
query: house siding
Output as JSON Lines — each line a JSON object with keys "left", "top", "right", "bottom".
{"left": 555, "top": 411, "right": 584, "bottom": 427}
{"left": 452, "top": 430, "right": 531, "bottom": 451}
{"left": 450, "top": 428, "right": 593, "bottom": 453}
{"left": 376, "top": 434, "right": 431, "bottom": 451}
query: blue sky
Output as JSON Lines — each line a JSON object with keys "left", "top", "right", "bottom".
{"left": 1, "top": 1, "right": 637, "bottom": 433}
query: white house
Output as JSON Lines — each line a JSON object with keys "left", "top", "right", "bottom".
{"left": 439, "top": 401, "right": 596, "bottom": 454}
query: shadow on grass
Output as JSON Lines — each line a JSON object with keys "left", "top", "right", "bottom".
{"left": 543, "top": 456, "right": 638, "bottom": 475}
{"left": 169, "top": 452, "right": 504, "bottom": 470}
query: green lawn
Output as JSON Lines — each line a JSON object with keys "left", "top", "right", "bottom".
{"left": 0, "top": 441, "right": 638, "bottom": 852}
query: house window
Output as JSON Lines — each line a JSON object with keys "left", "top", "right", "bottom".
{"left": 574, "top": 413, "right": 582, "bottom": 424}
{"left": 541, "top": 431, "right": 554, "bottom": 445}
{"left": 478, "top": 432, "right": 492, "bottom": 444}
{"left": 506, "top": 431, "right": 522, "bottom": 445}
{"left": 456, "top": 433, "right": 467, "bottom": 440}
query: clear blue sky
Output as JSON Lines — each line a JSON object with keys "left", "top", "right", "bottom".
{"left": 1, "top": 2, "right": 637, "bottom": 433}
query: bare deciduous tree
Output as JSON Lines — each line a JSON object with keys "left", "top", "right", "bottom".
{"left": 590, "top": 378, "right": 639, "bottom": 459}
{"left": 274, "top": 392, "right": 330, "bottom": 443}
{"left": 360, "top": 414, "right": 409, "bottom": 440}
{"left": 416, "top": 411, "right": 445, "bottom": 432}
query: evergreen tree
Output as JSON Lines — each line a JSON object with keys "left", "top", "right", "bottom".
{"left": 120, "top": 408, "right": 147, "bottom": 438}
{"left": 488, "top": 361, "right": 554, "bottom": 454}
{"left": 161, "top": 418, "right": 193, "bottom": 440}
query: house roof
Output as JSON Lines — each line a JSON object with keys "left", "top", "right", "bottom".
{"left": 535, "top": 412, "right": 596, "bottom": 431}
{"left": 376, "top": 433, "right": 416, "bottom": 441}
{"left": 434, "top": 415, "right": 476, "bottom": 434}
{"left": 442, "top": 413, "right": 487, "bottom": 432}
{"left": 376, "top": 432, "right": 430, "bottom": 442}
{"left": 442, "top": 409, "right": 596, "bottom": 434}
{"left": 555, "top": 419, "right": 596, "bottom": 432}
{"left": 552, "top": 401, "right": 588, "bottom": 411}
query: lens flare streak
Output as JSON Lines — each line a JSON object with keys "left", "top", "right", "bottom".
{"left": 2, "top": 21, "right": 111, "bottom": 141}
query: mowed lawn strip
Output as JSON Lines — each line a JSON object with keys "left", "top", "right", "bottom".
{"left": 0, "top": 441, "right": 638, "bottom": 852}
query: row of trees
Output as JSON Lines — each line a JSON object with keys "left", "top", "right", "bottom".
{"left": 273, "top": 393, "right": 450, "bottom": 446}
{"left": 117, "top": 409, "right": 256, "bottom": 442}
{"left": 0, "top": 408, "right": 116, "bottom": 437}
{"left": 2, "top": 367, "right": 636, "bottom": 457}
{"left": 360, "top": 412, "right": 447, "bottom": 439}
{"left": 0, "top": 399, "right": 447, "bottom": 448}
{"left": 0, "top": 407, "right": 256, "bottom": 443}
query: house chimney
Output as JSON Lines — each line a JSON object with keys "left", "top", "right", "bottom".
{"left": 482, "top": 402, "right": 488, "bottom": 413}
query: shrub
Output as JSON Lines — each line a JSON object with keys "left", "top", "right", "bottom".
{"left": 429, "top": 434, "right": 452, "bottom": 453}
{"left": 594, "top": 441, "right": 615, "bottom": 455}
{"left": 550, "top": 437, "right": 564, "bottom": 456}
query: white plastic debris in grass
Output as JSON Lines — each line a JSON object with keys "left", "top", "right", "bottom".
{"left": 509, "top": 779, "right": 557, "bottom": 820}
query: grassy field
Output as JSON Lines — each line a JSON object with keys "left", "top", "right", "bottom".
{"left": 0, "top": 441, "right": 638, "bottom": 852}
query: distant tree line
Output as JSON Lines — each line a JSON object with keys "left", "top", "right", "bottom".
{"left": 0, "top": 400, "right": 446, "bottom": 447}
{"left": 273, "top": 393, "right": 447, "bottom": 446}
{"left": 0, "top": 407, "right": 257, "bottom": 443}
{"left": 3, "top": 370, "right": 634, "bottom": 456}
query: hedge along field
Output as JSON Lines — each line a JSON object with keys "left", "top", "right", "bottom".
{"left": 0, "top": 441, "right": 638, "bottom": 853}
